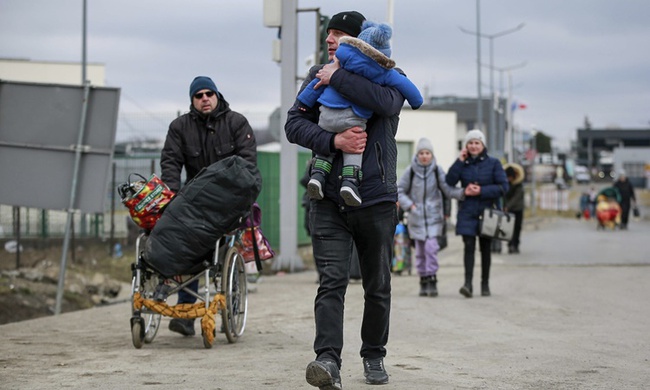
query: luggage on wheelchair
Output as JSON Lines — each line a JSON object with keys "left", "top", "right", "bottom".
{"left": 117, "top": 173, "right": 175, "bottom": 230}
{"left": 144, "top": 156, "right": 262, "bottom": 276}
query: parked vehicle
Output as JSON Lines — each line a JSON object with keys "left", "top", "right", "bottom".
{"left": 574, "top": 165, "right": 591, "bottom": 184}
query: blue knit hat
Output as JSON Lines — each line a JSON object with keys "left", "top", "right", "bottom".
{"left": 189, "top": 76, "right": 218, "bottom": 99}
{"left": 357, "top": 20, "right": 392, "bottom": 57}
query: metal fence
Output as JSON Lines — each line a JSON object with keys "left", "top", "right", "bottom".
{"left": 0, "top": 109, "right": 278, "bottom": 243}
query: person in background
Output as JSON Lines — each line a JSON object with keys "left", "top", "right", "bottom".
{"left": 588, "top": 186, "right": 598, "bottom": 218}
{"left": 397, "top": 138, "right": 464, "bottom": 297}
{"left": 613, "top": 170, "right": 636, "bottom": 230}
{"left": 285, "top": 9, "right": 411, "bottom": 388}
{"left": 504, "top": 165, "right": 525, "bottom": 254}
{"left": 160, "top": 75, "right": 257, "bottom": 337}
{"left": 446, "top": 129, "right": 508, "bottom": 298}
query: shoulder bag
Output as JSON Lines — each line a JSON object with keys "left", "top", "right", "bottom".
{"left": 479, "top": 207, "right": 515, "bottom": 241}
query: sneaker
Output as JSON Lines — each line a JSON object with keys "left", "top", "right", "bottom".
{"left": 306, "top": 360, "right": 342, "bottom": 390}
{"left": 363, "top": 357, "right": 389, "bottom": 385}
{"left": 168, "top": 318, "right": 195, "bottom": 336}
{"left": 307, "top": 172, "right": 325, "bottom": 200}
{"left": 340, "top": 180, "right": 362, "bottom": 207}
{"left": 481, "top": 283, "right": 491, "bottom": 297}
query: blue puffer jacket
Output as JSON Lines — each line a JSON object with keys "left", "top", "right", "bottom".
{"left": 297, "top": 36, "right": 423, "bottom": 117}
{"left": 446, "top": 151, "right": 509, "bottom": 236}
{"left": 285, "top": 63, "right": 406, "bottom": 210}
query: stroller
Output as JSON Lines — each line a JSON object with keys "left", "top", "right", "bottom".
{"left": 595, "top": 187, "right": 622, "bottom": 230}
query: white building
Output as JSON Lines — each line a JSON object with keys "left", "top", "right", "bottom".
{"left": 0, "top": 58, "right": 105, "bottom": 86}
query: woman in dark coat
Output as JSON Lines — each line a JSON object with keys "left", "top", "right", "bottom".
{"left": 613, "top": 170, "right": 636, "bottom": 230}
{"left": 446, "top": 129, "right": 508, "bottom": 297}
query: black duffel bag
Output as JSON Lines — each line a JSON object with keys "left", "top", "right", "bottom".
{"left": 144, "top": 156, "right": 262, "bottom": 277}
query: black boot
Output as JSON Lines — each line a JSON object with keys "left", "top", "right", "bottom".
{"left": 481, "top": 281, "right": 491, "bottom": 296}
{"left": 459, "top": 281, "right": 473, "bottom": 298}
{"left": 340, "top": 165, "right": 362, "bottom": 207}
{"left": 428, "top": 275, "right": 438, "bottom": 297}
{"left": 419, "top": 276, "right": 430, "bottom": 297}
{"left": 169, "top": 318, "right": 196, "bottom": 336}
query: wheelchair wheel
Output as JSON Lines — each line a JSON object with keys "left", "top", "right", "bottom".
{"left": 220, "top": 246, "right": 248, "bottom": 343}
{"left": 130, "top": 270, "right": 162, "bottom": 348}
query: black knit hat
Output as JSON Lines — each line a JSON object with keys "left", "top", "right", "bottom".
{"left": 327, "top": 11, "right": 366, "bottom": 37}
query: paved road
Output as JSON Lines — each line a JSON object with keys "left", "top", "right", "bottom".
{"left": 1, "top": 217, "right": 649, "bottom": 389}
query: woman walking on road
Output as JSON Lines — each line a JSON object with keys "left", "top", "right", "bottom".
{"left": 446, "top": 129, "right": 508, "bottom": 298}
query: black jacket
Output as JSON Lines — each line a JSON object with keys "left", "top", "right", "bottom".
{"left": 161, "top": 93, "right": 257, "bottom": 192}
{"left": 285, "top": 65, "right": 407, "bottom": 210}
{"left": 613, "top": 178, "right": 635, "bottom": 206}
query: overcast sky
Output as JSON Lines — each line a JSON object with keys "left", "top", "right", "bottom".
{"left": 1, "top": 0, "right": 649, "bottom": 149}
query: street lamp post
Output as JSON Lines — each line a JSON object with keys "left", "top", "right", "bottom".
{"left": 490, "top": 61, "right": 527, "bottom": 162}
{"left": 460, "top": 22, "right": 525, "bottom": 154}
{"left": 531, "top": 129, "right": 538, "bottom": 217}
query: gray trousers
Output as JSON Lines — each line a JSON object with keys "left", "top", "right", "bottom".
{"left": 317, "top": 106, "right": 366, "bottom": 167}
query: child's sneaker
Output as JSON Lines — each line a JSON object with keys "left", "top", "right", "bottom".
{"left": 307, "top": 172, "right": 325, "bottom": 200}
{"left": 340, "top": 180, "right": 362, "bottom": 207}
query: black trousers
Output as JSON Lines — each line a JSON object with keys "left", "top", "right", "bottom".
{"left": 310, "top": 199, "right": 397, "bottom": 367}
{"left": 509, "top": 210, "right": 524, "bottom": 249}
{"left": 462, "top": 235, "right": 492, "bottom": 285}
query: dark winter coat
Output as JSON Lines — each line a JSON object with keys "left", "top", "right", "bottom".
{"left": 145, "top": 156, "right": 262, "bottom": 276}
{"left": 446, "top": 151, "right": 509, "bottom": 236}
{"left": 613, "top": 178, "right": 636, "bottom": 207}
{"left": 397, "top": 156, "right": 463, "bottom": 240}
{"left": 285, "top": 63, "right": 407, "bottom": 210}
{"left": 505, "top": 182, "right": 525, "bottom": 212}
{"left": 161, "top": 93, "right": 257, "bottom": 192}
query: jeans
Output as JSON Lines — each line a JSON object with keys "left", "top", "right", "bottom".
{"left": 309, "top": 199, "right": 397, "bottom": 366}
{"left": 177, "top": 280, "right": 198, "bottom": 304}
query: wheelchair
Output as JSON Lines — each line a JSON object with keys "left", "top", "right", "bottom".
{"left": 129, "top": 231, "right": 248, "bottom": 349}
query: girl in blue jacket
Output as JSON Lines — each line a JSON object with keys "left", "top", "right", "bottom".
{"left": 446, "top": 129, "right": 508, "bottom": 297}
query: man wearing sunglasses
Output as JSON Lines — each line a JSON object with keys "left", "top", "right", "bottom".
{"left": 160, "top": 75, "right": 257, "bottom": 337}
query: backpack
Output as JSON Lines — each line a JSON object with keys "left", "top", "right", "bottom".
{"left": 407, "top": 165, "right": 451, "bottom": 218}
{"left": 406, "top": 165, "right": 450, "bottom": 250}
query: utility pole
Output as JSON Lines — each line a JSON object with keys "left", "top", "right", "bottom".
{"left": 531, "top": 129, "right": 538, "bottom": 217}
{"left": 81, "top": 0, "right": 87, "bottom": 84}
{"left": 263, "top": 0, "right": 303, "bottom": 271}
{"left": 490, "top": 61, "right": 526, "bottom": 162}
{"left": 277, "top": 0, "right": 302, "bottom": 271}
{"left": 460, "top": 21, "right": 524, "bottom": 152}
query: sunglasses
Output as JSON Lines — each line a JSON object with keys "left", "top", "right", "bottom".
{"left": 193, "top": 91, "right": 215, "bottom": 99}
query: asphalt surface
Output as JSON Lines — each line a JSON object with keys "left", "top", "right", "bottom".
{"left": 1, "top": 216, "right": 649, "bottom": 389}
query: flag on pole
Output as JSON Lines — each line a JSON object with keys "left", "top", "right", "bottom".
{"left": 511, "top": 100, "right": 528, "bottom": 111}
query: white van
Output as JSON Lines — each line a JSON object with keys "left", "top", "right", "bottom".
{"left": 574, "top": 165, "right": 591, "bottom": 184}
